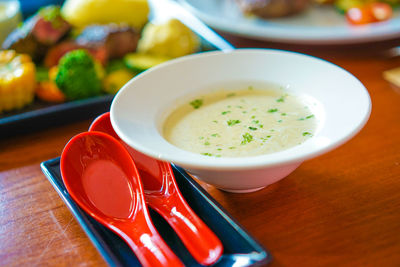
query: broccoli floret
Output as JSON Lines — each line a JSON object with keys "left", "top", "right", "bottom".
{"left": 55, "top": 49, "right": 103, "bottom": 100}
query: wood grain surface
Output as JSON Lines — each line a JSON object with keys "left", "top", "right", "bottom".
{"left": 1, "top": 33, "right": 400, "bottom": 266}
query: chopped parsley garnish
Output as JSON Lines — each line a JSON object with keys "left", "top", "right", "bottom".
{"left": 268, "top": 108, "right": 278, "bottom": 113}
{"left": 278, "top": 120, "right": 282, "bottom": 123}
{"left": 227, "top": 93, "right": 236, "bottom": 97}
{"left": 302, "top": 132, "right": 313, "bottom": 137}
{"left": 276, "top": 96, "right": 285, "bottom": 102}
{"left": 221, "top": 111, "right": 231, "bottom": 115}
{"left": 251, "top": 115, "right": 256, "bottom": 119}
{"left": 242, "top": 111, "right": 247, "bottom": 114}
{"left": 190, "top": 99, "right": 203, "bottom": 109}
{"left": 216, "top": 155, "right": 222, "bottom": 157}
{"left": 259, "top": 124, "right": 264, "bottom": 128}
{"left": 204, "top": 141, "right": 210, "bottom": 145}
{"left": 227, "top": 119, "right": 241, "bottom": 126}
{"left": 212, "top": 120, "right": 218, "bottom": 123}
{"left": 241, "top": 133, "right": 253, "bottom": 145}
{"left": 211, "top": 133, "right": 220, "bottom": 137}
{"left": 229, "top": 146, "right": 236, "bottom": 149}
{"left": 248, "top": 127, "right": 257, "bottom": 131}
{"left": 261, "top": 135, "right": 271, "bottom": 142}
{"left": 281, "top": 113, "right": 287, "bottom": 116}
{"left": 217, "top": 148, "right": 222, "bottom": 151}
{"left": 298, "top": 114, "right": 314, "bottom": 121}
{"left": 236, "top": 105, "right": 243, "bottom": 109}
{"left": 199, "top": 136, "right": 204, "bottom": 140}
{"left": 202, "top": 152, "right": 212, "bottom": 156}
{"left": 252, "top": 120, "right": 259, "bottom": 124}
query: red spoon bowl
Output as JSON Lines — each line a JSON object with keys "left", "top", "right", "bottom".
{"left": 60, "top": 131, "right": 183, "bottom": 267}
{"left": 90, "top": 112, "right": 223, "bottom": 266}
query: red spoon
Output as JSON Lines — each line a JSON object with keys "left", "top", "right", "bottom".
{"left": 60, "top": 131, "right": 183, "bottom": 267}
{"left": 90, "top": 112, "right": 223, "bottom": 266}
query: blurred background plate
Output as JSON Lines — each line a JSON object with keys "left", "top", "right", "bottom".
{"left": 178, "top": 0, "right": 400, "bottom": 44}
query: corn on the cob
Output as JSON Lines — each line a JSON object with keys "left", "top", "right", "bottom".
{"left": 0, "top": 50, "right": 36, "bottom": 113}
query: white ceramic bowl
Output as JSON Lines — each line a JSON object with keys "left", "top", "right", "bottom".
{"left": 111, "top": 49, "right": 371, "bottom": 193}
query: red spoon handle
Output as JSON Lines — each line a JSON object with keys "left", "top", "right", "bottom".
{"left": 117, "top": 222, "right": 183, "bottom": 267}
{"left": 152, "top": 198, "right": 223, "bottom": 265}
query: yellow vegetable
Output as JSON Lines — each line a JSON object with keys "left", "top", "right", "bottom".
{"left": 0, "top": 50, "right": 36, "bottom": 113}
{"left": 137, "top": 19, "right": 200, "bottom": 58}
{"left": 61, "top": 0, "right": 149, "bottom": 29}
{"left": 103, "top": 69, "right": 135, "bottom": 94}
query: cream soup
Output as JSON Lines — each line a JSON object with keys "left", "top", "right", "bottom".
{"left": 163, "top": 86, "right": 317, "bottom": 157}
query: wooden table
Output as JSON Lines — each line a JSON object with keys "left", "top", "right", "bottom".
{"left": 1, "top": 34, "right": 400, "bottom": 266}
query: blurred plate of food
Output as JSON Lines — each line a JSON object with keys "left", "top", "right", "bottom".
{"left": 0, "top": 0, "right": 233, "bottom": 137}
{"left": 178, "top": 0, "right": 400, "bottom": 44}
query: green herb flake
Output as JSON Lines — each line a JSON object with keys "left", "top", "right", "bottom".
{"left": 227, "top": 93, "right": 236, "bottom": 97}
{"left": 229, "top": 146, "right": 236, "bottom": 149}
{"left": 215, "top": 155, "right": 222, "bottom": 157}
{"left": 259, "top": 124, "right": 264, "bottom": 128}
{"left": 248, "top": 126, "right": 257, "bottom": 131}
{"left": 281, "top": 113, "right": 287, "bottom": 116}
{"left": 278, "top": 120, "right": 283, "bottom": 123}
{"left": 204, "top": 141, "right": 210, "bottom": 146}
{"left": 199, "top": 136, "right": 204, "bottom": 140}
{"left": 202, "top": 152, "right": 212, "bottom": 156}
{"left": 241, "top": 133, "right": 253, "bottom": 145}
{"left": 236, "top": 105, "right": 243, "bottom": 109}
{"left": 303, "top": 132, "right": 313, "bottom": 137}
{"left": 242, "top": 111, "right": 248, "bottom": 114}
{"left": 251, "top": 115, "right": 256, "bottom": 119}
{"left": 268, "top": 108, "right": 278, "bottom": 113}
{"left": 276, "top": 96, "right": 285, "bottom": 102}
{"left": 217, "top": 148, "right": 222, "bottom": 151}
{"left": 252, "top": 120, "right": 259, "bottom": 124}
{"left": 221, "top": 111, "right": 231, "bottom": 115}
{"left": 227, "top": 119, "right": 241, "bottom": 126}
{"left": 299, "top": 114, "right": 314, "bottom": 121}
{"left": 190, "top": 99, "right": 203, "bottom": 109}
{"left": 212, "top": 120, "right": 218, "bottom": 123}
{"left": 211, "top": 133, "right": 220, "bottom": 137}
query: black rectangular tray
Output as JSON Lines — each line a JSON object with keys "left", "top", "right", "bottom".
{"left": 41, "top": 158, "right": 271, "bottom": 266}
{"left": 0, "top": 0, "right": 234, "bottom": 138}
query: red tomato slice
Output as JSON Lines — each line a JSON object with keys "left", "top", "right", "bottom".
{"left": 346, "top": 6, "right": 375, "bottom": 25}
{"left": 369, "top": 2, "right": 392, "bottom": 22}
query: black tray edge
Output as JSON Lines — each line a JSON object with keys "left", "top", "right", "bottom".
{"left": 40, "top": 158, "right": 119, "bottom": 266}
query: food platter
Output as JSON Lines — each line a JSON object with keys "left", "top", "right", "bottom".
{"left": 178, "top": 0, "right": 400, "bottom": 44}
{"left": 0, "top": 0, "right": 234, "bottom": 138}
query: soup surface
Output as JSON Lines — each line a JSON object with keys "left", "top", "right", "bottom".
{"left": 163, "top": 85, "right": 317, "bottom": 157}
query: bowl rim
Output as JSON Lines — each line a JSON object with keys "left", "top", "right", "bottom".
{"left": 111, "top": 48, "right": 372, "bottom": 171}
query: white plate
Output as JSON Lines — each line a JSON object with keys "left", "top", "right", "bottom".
{"left": 178, "top": 0, "right": 400, "bottom": 44}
